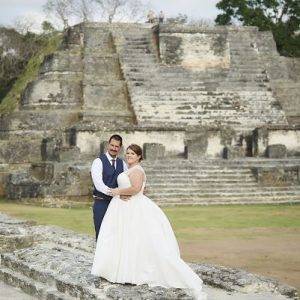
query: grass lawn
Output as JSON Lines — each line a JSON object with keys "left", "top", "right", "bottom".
{"left": 0, "top": 200, "right": 95, "bottom": 235}
{"left": 1, "top": 200, "right": 299, "bottom": 240}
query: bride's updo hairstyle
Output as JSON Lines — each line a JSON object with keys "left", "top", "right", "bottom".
{"left": 127, "top": 144, "right": 143, "bottom": 161}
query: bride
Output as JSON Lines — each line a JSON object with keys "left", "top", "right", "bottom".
{"left": 91, "top": 144, "right": 206, "bottom": 299}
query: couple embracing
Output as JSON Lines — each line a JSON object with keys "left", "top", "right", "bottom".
{"left": 91, "top": 134, "right": 206, "bottom": 300}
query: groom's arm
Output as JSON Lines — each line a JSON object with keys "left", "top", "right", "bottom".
{"left": 91, "top": 158, "right": 110, "bottom": 195}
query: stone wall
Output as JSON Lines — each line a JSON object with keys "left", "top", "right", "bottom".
{"left": 1, "top": 22, "right": 300, "bottom": 204}
{"left": 254, "top": 127, "right": 300, "bottom": 157}
{"left": 159, "top": 25, "right": 230, "bottom": 70}
{"left": 76, "top": 127, "right": 242, "bottom": 159}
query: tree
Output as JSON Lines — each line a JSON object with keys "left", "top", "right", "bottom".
{"left": 166, "top": 13, "right": 188, "bottom": 25}
{"left": 0, "top": 27, "right": 43, "bottom": 103}
{"left": 43, "top": 0, "right": 75, "bottom": 28}
{"left": 42, "top": 21, "right": 56, "bottom": 34}
{"left": 71, "top": 0, "right": 94, "bottom": 22}
{"left": 92, "top": 0, "right": 146, "bottom": 23}
{"left": 215, "top": 0, "right": 300, "bottom": 57}
{"left": 13, "top": 16, "right": 37, "bottom": 35}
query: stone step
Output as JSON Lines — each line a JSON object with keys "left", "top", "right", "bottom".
{"left": 0, "top": 244, "right": 105, "bottom": 299}
{"left": 134, "top": 95, "right": 275, "bottom": 103}
{"left": 144, "top": 161, "right": 297, "bottom": 168}
{"left": 146, "top": 173, "right": 255, "bottom": 179}
{"left": 151, "top": 193, "right": 300, "bottom": 202}
{"left": 145, "top": 168, "right": 253, "bottom": 174}
{"left": 147, "top": 189, "right": 300, "bottom": 197}
{"left": 153, "top": 196, "right": 300, "bottom": 206}
{"left": 0, "top": 267, "right": 77, "bottom": 300}
{"left": 147, "top": 184, "right": 300, "bottom": 191}
{"left": 148, "top": 180, "right": 256, "bottom": 185}
{"left": 0, "top": 110, "right": 80, "bottom": 132}
{"left": 143, "top": 159, "right": 300, "bottom": 168}
{"left": 135, "top": 90, "right": 273, "bottom": 97}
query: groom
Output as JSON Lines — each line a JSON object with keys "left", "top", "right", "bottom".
{"left": 91, "top": 134, "right": 127, "bottom": 240}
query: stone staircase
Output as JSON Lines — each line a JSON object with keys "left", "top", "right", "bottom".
{"left": 255, "top": 30, "right": 300, "bottom": 125}
{"left": 142, "top": 159, "right": 300, "bottom": 205}
{"left": 270, "top": 80, "right": 300, "bottom": 125}
{"left": 112, "top": 25, "right": 288, "bottom": 131}
{"left": 5, "top": 157, "right": 300, "bottom": 206}
{"left": 79, "top": 24, "right": 134, "bottom": 128}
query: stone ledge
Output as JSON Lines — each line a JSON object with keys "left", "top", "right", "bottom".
{"left": 0, "top": 213, "right": 298, "bottom": 300}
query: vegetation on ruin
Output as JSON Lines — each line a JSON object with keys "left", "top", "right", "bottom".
{"left": 0, "top": 201, "right": 299, "bottom": 240}
{"left": 0, "top": 32, "right": 62, "bottom": 115}
{"left": 215, "top": 0, "right": 300, "bottom": 57}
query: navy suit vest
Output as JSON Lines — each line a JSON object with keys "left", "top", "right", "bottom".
{"left": 93, "top": 154, "right": 124, "bottom": 200}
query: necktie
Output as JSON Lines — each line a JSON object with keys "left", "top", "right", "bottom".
{"left": 111, "top": 159, "right": 116, "bottom": 169}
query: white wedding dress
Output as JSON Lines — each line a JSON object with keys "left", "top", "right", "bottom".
{"left": 91, "top": 165, "right": 206, "bottom": 300}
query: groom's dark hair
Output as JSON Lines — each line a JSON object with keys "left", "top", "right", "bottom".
{"left": 109, "top": 134, "right": 123, "bottom": 146}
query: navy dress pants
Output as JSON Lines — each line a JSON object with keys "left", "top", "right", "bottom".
{"left": 93, "top": 199, "right": 111, "bottom": 240}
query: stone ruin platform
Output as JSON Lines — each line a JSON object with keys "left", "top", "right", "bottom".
{"left": 1, "top": 22, "right": 300, "bottom": 205}
{"left": 0, "top": 213, "right": 298, "bottom": 300}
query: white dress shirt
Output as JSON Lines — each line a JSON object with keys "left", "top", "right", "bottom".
{"left": 91, "top": 152, "right": 128, "bottom": 195}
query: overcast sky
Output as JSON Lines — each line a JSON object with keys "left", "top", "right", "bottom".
{"left": 0, "top": 0, "right": 221, "bottom": 29}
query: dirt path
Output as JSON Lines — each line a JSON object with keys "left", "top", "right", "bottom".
{"left": 179, "top": 229, "right": 300, "bottom": 292}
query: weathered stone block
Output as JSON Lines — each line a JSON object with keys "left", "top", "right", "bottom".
{"left": 58, "top": 146, "right": 81, "bottom": 162}
{"left": 223, "top": 146, "right": 245, "bottom": 159}
{"left": 0, "top": 140, "right": 41, "bottom": 163}
{"left": 21, "top": 79, "right": 82, "bottom": 108}
{"left": 0, "top": 115, "right": 10, "bottom": 139}
{"left": 31, "top": 163, "right": 54, "bottom": 183}
{"left": 185, "top": 137, "right": 208, "bottom": 159}
{"left": 159, "top": 31, "right": 230, "bottom": 70}
{"left": 83, "top": 81, "right": 128, "bottom": 110}
{"left": 41, "top": 138, "right": 60, "bottom": 162}
{"left": 40, "top": 52, "right": 82, "bottom": 74}
{"left": 84, "top": 28, "right": 113, "bottom": 52}
{"left": 143, "top": 143, "right": 165, "bottom": 160}
{"left": 266, "top": 144, "right": 287, "bottom": 158}
{"left": 44, "top": 164, "right": 91, "bottom": 197}
{"left": 0, "top": 172, "right": 8, "bottom": 197}
{"left": 7, "top": 173, "right": 42, "bottom": 199}
{"left": 84, "top": 55, "right": 121, "bottom": 80}
{"left": 4, "top": 111, "right": 79, "bottom": 133}
{"left": 253, "top": 166, "right": 299, "bottom": 186}
{"left": 63, "top": 25, "right": 82, "bottom": 47}
{"left": 253, "top": 127, "right": 269, "bottom": 157}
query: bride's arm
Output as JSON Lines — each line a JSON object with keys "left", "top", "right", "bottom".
{"left": 109, "top": 169, "right": 144, "bottom": 196}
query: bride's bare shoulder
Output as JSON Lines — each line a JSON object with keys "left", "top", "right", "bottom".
{"left": 127, "top": 165, "right": 145, "bottom": 177}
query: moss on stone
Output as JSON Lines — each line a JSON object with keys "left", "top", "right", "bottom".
{"left": 0, "top": 33, "right": 63, "bottom": 116}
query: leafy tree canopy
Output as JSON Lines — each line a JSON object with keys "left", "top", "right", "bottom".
{"left": 215, "top": 0, "right": 300, "bottom": 57}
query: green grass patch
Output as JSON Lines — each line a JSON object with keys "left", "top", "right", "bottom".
{"left": 163, "top": 204, "right": 300, "bottom": 229}
{"left": 163, "top": 204, "right": 300, "bottom": 240}
{"left": 0, "top": 200, "right": 95, "bottom": 236}
{"left": 0, "top": 33, "right": 62, "bottom": 115}
{"left": 1, "top": 201, "right": 300, "bottom": 240}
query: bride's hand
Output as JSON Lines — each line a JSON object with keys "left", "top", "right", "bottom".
{"left": 108, "top": 188, "right": 120, "bottom": 196}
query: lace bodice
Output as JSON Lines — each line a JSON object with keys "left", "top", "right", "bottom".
{"left": 117, "top": 165, "right": 145, "bottom": 197}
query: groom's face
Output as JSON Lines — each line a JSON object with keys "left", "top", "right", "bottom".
{"left": 107, "top": 139, "right": 121, "bottom": 158}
